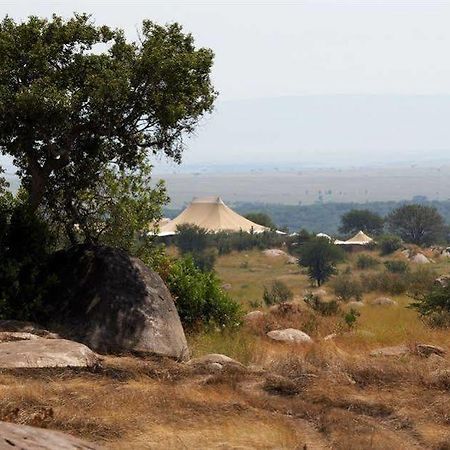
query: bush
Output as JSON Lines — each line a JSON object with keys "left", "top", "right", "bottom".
{"left": 304, "top": 293, "right": 340, "bottom": 316}
{"left": 263, "top": 280, "right": 293, "bottom": 306}
{"left": 0, "top": 198, "right": 57, "bottom": 321}
{"left": 331, "top": 275, "right": 363, "bottom": 301}
{"left": 378, "top": 235, "right": 403, "bottom": 255}
{"left": 356, "top": 254, "right": 379, "bottom": 270}
{"left": 175, "top": 224, "right": 209, "bottom": 254}
{"left": 384, "top": 260, "right": 409, "bottom": 274}
{"left": 191, "top": 248, "right": 217, "bottom": 272}
{"left": 410, "top": 283, "right": 450, "bottom": 326}
{"left": 360, "top": 271, "right": 408, "bottom": 295}
{"left": 166, "top": 256, "right": 241, "bottom": 330}
{"left": 344, "top": 308, "right": 360, "bottom": 330}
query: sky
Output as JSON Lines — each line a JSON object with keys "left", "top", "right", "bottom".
{"left": 3, "top": 1, "right": 450, "bottom": 169}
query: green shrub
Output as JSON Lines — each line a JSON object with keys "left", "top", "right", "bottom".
{"left": 166, "top": 256, "right": 241, "bottom": 330}
{"left": 191, "top": 248, "right": 217, "bottom": 272}
{"left": 410, "top": 283, "right": 450, "bottom": 326}
{"left": 344, "top": 308, "right": 360, "bottom": 330}
{"left": 175, "top": 224, "right": 209, "bottom": 254}
{"left": 360, "top": 272, "right": 408, "bottom": 295}
{"left": 263, "top": 280, "right": 293, "bottom": 306}
{"left": 331, "top": 275, "right": 363, "bottom": 301}
{"left": 304, "top": 293, "right": 340, "bottom": 316}
{"left": 384, "top": 260, "right": 409, "bottom": 274}
{"left": 356, "top": 254, "right": 379, "bottom": 270}
{"left": 378, "top": 235, "right": 403, "bottom": 255}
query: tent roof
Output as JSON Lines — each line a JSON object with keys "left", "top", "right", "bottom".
{"left": 158, "top": 196, "right": 269, "bottom": 235}
{"left": 336, "top": 230, "right": 373, "bottom": 245}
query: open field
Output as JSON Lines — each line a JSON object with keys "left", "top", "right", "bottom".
{"left": 1, "top": 247, "right": 450, "bottom": 449}
{"left": 159, "top": 165, "right": 450, "bottom": 208}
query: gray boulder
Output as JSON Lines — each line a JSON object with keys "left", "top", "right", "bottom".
{"left": 370, "top": 297, "right": 397, "bottom": 306}
{"left": 0, "top": 421, "right": 99, "bottom": 449}
{"left": 267, "top": 328, "right": 313, "bottom": 344}
{"left": 40, "top": 245, "right": 189, "bottom": 360}
{"left": 187, "top": 353, "right": 244, "bottom": 371}
{"left": 410, "top": 253, "right": 430, "bottom": 264}
{"left": 370, "top": 345, "right": 410, "bottom": 357}
{"left": 0, "top": 339, "right": 99, "bottom": 368}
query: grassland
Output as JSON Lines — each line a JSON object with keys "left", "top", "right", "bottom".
{"left": 1, "top": 247, "right": 450, "bottom": 449}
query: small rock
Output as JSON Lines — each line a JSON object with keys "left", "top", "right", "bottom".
{"left": 370, "top": 345, "right": 410, "bottom": 357}
{"left": 347, "top": 301, "right": 365, "bottom": 308}
{"left": 370, "top": 297, "right": 397, "bottom": 306}
{"left": 435, "top": 275, "right": 450, "bottom": 288}
{"left": 267, "top": 328, "right": 313, "bottom": 344}
{"left": 0, "top": 332, "right": 42, "bottom": 342}
{"left": 187, "top": 353, "right": 244, "bottom": 368}
{"left": 323, "top": 333, "right": 337, "bottom": 341}
{"left": 0, "top": 421, "right": 100, "bottom": 449}
{"left": 221, "top": 283, "right": 232, "bottom": 291}
{"left": 0, "top": 339, "right": 99, "bottom": 368}
{"left": 410, "top": 253, "right": 430, "bottom": 264}
{"left": 243, "top": 310, "right": 265, "bottom": 323}
{"left": 286, "top": 256, "right": 298, "bottom": 264}
{"left": 263, "top": 249, "right": 288, "bottom": 258}
{"left": 416, "top": 343, "right": 446, "bottom": 358}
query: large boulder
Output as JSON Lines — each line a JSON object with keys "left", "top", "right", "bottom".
{"left": 0, "top": 421, "right": 99, "bottom": 449}
{"left": 41, "top": 245, "right": 189, "bottom": 360}
{"left": 410, "top": 253, "right": 430, "bottom": 264}
{"left": 0, "top": 339, "right": 99, "bottom": 368}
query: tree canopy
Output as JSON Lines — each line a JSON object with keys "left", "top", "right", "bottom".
{"left": 387, "top": 204, "right": 446, "bottom": 246}
{"left": 0, "top": 14, "right": 216, "bottom": 218}
{"left": 339, "top": 209, "right": 384, "bottom": 236}
{"left": 244, "top": 212, "right": 276, "bottom": 229}
{"left": 298, "top": 237, "right": 344, "bottom": 286}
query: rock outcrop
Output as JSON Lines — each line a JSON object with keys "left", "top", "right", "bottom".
{"left": 40, "top": 245, "right": 189, "bottom": 360}
{"left": 410, "top": 253, "right": 430, "bottom": 264}
{"left": 0, "top": 338, "right": 99, "bottom": 368}
{"left": 0, "top": 421, "right": 99, "bottom": 449}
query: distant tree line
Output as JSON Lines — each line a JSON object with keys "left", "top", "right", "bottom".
{"left": 164, "top": 199, "right": 450, "bottom": 236}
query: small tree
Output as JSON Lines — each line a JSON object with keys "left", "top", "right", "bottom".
{"left": 298, "top": 237, "right": 344, "bottom": 286}
{"left": 339, "top": 209, "right": 384, "bottom": 236}
{"left": 411, "top": 282, "right": 450, "bottom": 327}
{"left": 378, "top": 234, "right": 403, "bottom": 255}
{"left": 387, "top": 204, "right": 446, "bottom": 246}
{"left": 245, "top": 212, "right": 276, "bottom": 229}
{"left": 263, "top": 280, "right": 293, "bottom": 306}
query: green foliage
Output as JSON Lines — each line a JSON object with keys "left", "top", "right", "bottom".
{"left": 0, "top": 14, "right": 216, "bottom": 219}
{"left": 384, "top": 260, "right": 409, "bottom": 274}
{"left": 339, "top": 209, "right": 384, "bottom": 235}
{"left": 378, "top": 234, "right": 403, "bottom": 255}
{"left": 344, "top": 308, "right": 360, "bottom": 330}
{"left": 210, "top": 230, "right": 285, "bottom": 255}
{"left": 244, "top": 212, "right": 276, "bottom": 229}
{"left": 0, "top": 194, "right": 56, "bottom": 320}
{"left": 331, "top": 275, "right": 363, "bottom": 301}
{"left": 175, "top": 224, "right": 209, "bottom": 254}
{"left": 298, "top": 237, "right": 345, "bottom": 286}
{"left": 262, "top": 280, "right": 293, "bottom": 306}
{"left": 411, "top": 283, "right": 450, "bottom": 327}
{"left": 360, "top": 271, "right": 408, "bottom": 295}
{"left": 303, "top": 293, "right": 340, "bottom": 316}
{"left": 387, "top": 204, "right": 446, "bottom": 246}
{"left": 165, "top": 256, "right": 241, "bottom": 330}
{"left": 356, "top": 254, "right": 380, "bottom": 270}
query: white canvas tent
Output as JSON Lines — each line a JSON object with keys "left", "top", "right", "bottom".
{"left": 335, "top": 230, "right": 373, "bottom": 246}
{"left": 157, "top": 196, "right": 269, "bottom": 236}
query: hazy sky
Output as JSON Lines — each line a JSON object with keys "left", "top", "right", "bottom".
{"left": 2, "top": 1, "right": 450, "bottom": 170}
{"left": 5, "top": 1, "right": 450, "bottom": 101}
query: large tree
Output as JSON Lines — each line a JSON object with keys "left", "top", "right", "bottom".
{"left": 339, "top": 209, "right": 384, "bottom": 236}
{"left": 387, "top": 204, "right": 446, "bottom": 246}
{"left": 0, "top": 14, "right": 216, "bottom": 214}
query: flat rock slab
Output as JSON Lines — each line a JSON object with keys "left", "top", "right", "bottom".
{"left": 370, "top": 297, "right": 397, "bottom": 306}
{"left": 187, "top": 353, "right": 244, "bottom": 369}
{"left": 0, "top": 332, "right": 42, "bottom": 342}
{"left": 370, "top": 345, "right": 410, "bottom": 357}
{"left": 267, "top": 328, "right": 313, "bottom": 344}
{"left": 0, "top": 320, "right": 59, "bottom": 338}
{"left": 0, "top": 339, "right": 99, "bottom": 369}
{"left": 0, "top": 421, "right": 99, "bottom": 449}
